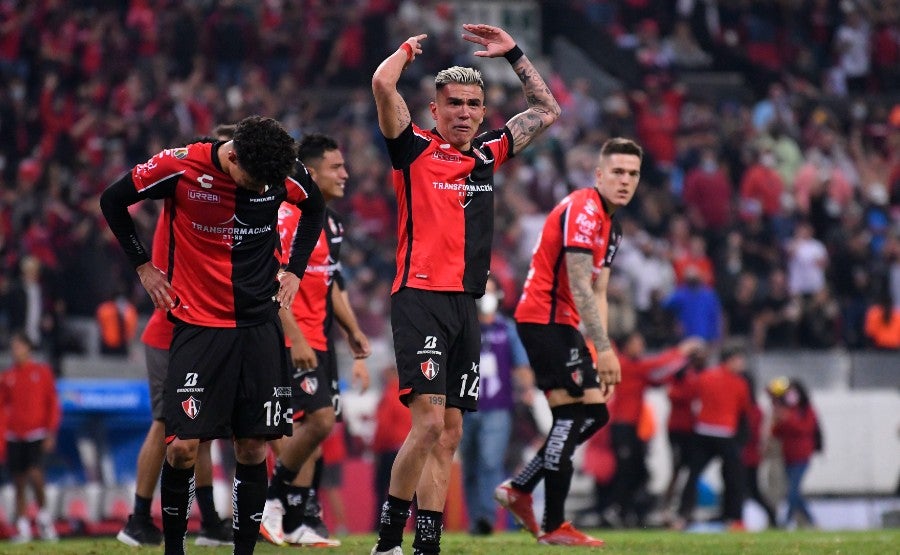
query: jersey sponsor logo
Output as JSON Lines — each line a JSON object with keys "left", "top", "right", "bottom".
{"left": 471, "top": 362, "right": 479, "bottom": 374}
{"left": 182, "top": 396, "right": 201, "bottom": 419}
{"left": 197, "top": 174, "right": 214, "bottom": 189}
{"left": 192, "top": 215, "right": 272, "bottom": 248}
{"left": 300, "top": 376, "right": 318, "bottom": 395}
{"left": 575, "top": 212, "right": 597, "bottom": 234}
{"left": 573, "top": 233, "right": 590, "bottom": 244}
{"left": 272, "top": 386, "right": 292, "bottom": 398}
{"left": 250, "top": 194, "right": 276, "bottom": 203}
{"left": 421, "top": 358, "right": 439, "bottom": 381}
{"left": 286, "top": 493, "right": 304, "bottom": 507}
{"left": 432, "top": 150, "right": 461, "bottom": 163}
{"left": 188, "top": 189, "right": 220, "bottom": 203}
{"left": 584, "top": 198, "right": 599, "bottom": 215}
{"left": 565, "top": 348, "right": 582, "bottom": 367}
{"left": 172, "top": 148, "right": 188, "bottom": 159}
{"left": 432, "top": 181, "right": 493, "bottom": 193}
{"left": 417, "top": 336, "right": 442, "bottom": 356}
{"left": 177, "top": 372, "right": 204, "bottom": 393}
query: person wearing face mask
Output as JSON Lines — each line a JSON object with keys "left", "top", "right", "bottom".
{"left": 739, "top": 144, "right": 785, "bottom": 223}
{"left": 459, "top": 276, "right": 532, "bottom": 536}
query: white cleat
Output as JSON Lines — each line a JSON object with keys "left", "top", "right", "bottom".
{"left": 285, "top": 523, "right": 341, "bottom": 547}
{"left": 371, "top": 547, "right": 403, "bottom": 555}
{"left": 259, "top": 498, "right": 286, "bottom": 546}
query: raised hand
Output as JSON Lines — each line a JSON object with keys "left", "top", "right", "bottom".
{"left": 461, "top": 24, "right": 515, "bottom": 58}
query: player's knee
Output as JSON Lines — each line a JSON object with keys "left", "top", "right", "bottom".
{"left": 233, "top": 438, "right": 267, "bottom": 465}
{"left": 307, "top": 408, "right": 336, "bottom": 441}
{"left": 412, "top": 413, "right": 444, "bottom": 446}
{"left": 167, "top": 440, "right": 199, "bottom": 468}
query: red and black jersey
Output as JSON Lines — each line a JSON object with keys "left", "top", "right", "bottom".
{"left": 141, "top": 209, "right": 175, "bottom": 350}
{"left": 277, "top": 205, "right": 344, "bottom": 351}
{"left": 693, "top": 365, "right": 751, "bottom": 437}
{"left": 515, "top": 187, "right": 622, "bottom": 328}
{"left": 384, "top": 123, "right": 513, "bottom": 295}
{"left": 101, "top": 141, "right": 324, "bottom": 328}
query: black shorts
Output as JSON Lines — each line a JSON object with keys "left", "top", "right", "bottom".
{"left": 291, "top": 347, "right": 341, "bottom": 421}
{"left": 7, "top": 440, "right": 44, "bottom": 474}
{"left": 146, "top": 345, "right": 168, "bottom": 420}
{"left": 516, "top": 322, "right": 599, "bottom": 397}
{"left": 391, "top": 288, "right": 481, "bottom": 411}
{"left": 164, "top": 318, "right": 294, "bottom": 441}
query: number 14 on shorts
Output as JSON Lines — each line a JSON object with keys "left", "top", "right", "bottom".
{"left": 459, "top": 362, "right": 480, "bottom": 399}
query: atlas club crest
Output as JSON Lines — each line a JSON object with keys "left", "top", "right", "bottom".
{"left": 182, "top": 396, "right": 201, "bottom": 419}
{"left": 420, "top": 358, "right": 439, "bottom": 380}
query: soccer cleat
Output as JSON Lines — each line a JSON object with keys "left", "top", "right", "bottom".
{"left": 259, "top": 498, "right": 286, "bottom": 546}
{"left": 116, "top": 514, "right": 162, "bottom": 546}
{"left": 285, "top": 523, "right": 341, "bottom": 547}
{"left": 538, "top": 522, "right": 605, "bottom": 547}
{"left": 12, "top": 517, "right": 32, "bottom": 544}
{"left": 370, "top": 546, "right": 403, "bottom": 555}
{"left": 195, "top": 517, "right": 234, "bottom": 547}
{"left": 36, "top": 511, "right": 59, "bottom": 542}
{"left": 304, "top": 494, "right": 330, "bottom": 538}
{"left": 494, "top": 479, "right": 540, "bottom": 537}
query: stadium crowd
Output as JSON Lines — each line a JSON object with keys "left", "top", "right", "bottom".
{"left": 0, "top": 0, "right": 899, "bottom": 360}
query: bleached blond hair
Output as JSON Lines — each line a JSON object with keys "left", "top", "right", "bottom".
{"left": 435, "top": 66, "right": 484, "bottom": 91}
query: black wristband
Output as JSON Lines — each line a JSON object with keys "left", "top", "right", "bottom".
{"left": 504, "top": 44, "right": 524, "bottom": 64}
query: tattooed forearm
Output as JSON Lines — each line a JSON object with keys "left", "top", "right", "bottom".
{"left": 428, "top": 395, "right": 445, "bottom": 406}
{"left": 506, "top": 55, "right": 560, "bottom": 153}
{"left": 566, "top": 252, "right": 611, "bottom": 352}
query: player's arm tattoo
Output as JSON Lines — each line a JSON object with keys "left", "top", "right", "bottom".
{"left": 565, "top": 251, "right": 612, "bottom": 353}
{"left": 505, "top": 55, "right": 561, "bottom": 154}
{"left": 428, "top": 395, "right": 445, "bottom": 406}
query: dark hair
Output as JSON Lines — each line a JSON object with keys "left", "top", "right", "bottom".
{"left": 298, "top": 133, "right": 339, "bottom": 166}
{"left": 719, "top": 339, "right": 747, "bottom": 363}
{"left": 232, "top": 116, "right": 297, "bottom": 187}
{"left": 213, "top": 123, "right": 237, "bottom": 140}
{"left": 601, "top": 137, "right": 643, "bottom": 160}
{"left": 10, "top": 330, "right": 33, "bottom": 350}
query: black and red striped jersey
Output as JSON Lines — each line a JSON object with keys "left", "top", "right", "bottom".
{"left": 515, "top": 187, "right": 622, "bottom": 328}
{"left": 276, "top": 205, "right": 343, "bottom": 350}
{"left": 384, "top": 123, "right": 513, "bottom": 295}
{"left": 102, "top": 141, "right": 323, "bottom": 328}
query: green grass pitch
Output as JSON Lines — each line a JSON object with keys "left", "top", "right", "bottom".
{"left": 1, "top": 529, "right": 898, "bottom": 554}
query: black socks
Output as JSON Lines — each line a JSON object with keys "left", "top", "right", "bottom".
{"left": 160, "top": 461, "right": 194, "bottom": 555}
{"left": 542, "top": 403, "right": 585, "bottom": 533}
{"left": 375, "top": 494, "right": 412, "bottom": 552}
{"left": 232, "top": 461, "right": 267, "bottom": 555}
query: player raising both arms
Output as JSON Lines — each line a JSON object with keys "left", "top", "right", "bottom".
{"left": 371, "top": 23, "right": 559, "bottom": 555}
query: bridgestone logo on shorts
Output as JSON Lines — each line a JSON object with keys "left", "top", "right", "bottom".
{"left": 420, "top": 358, "right": 439, "bottom": 380}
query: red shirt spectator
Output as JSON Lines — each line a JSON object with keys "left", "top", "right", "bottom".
{"left": 611, "top": 334, "right": 693, "bottom": 425}
{"left": 0, "top": 335, "right": 61, "bottom": 442}
{"left": 371, "top": 371, "right": 411, "bottom": 454}
{"left": 667, "top": 368, "right": 698, "bottom": 433}
{"left": 741, "top": 402, "right": 765, "bottom": 467}
{"left": 772, "top": 405, "right": 819, "bottom": 464}
{"left": 693, "top": 360, "right": 751, "bottom": 437}
{"left": 739, "top": 155, "right": 784, "bottom": 219}
{"left": 682, "top": 153, "right": 733, "bottom": 232}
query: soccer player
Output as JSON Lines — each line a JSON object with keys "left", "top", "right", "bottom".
{"left": 100, "top": 115, "right": 324, "bottom": 555}
{"left": 496, "top": 138, "right": 644, "bottom": 546}
{"left": 370, "top": 23, "right": 560, "bottom": 555}
{"left": 118, "top": 127, "right": 237, "bottom": 549}
{"left": 261, "top": 134, "right": 371, "bottom": 547}
{"left": 1, "top": 332, "right": 61, "bottom": 543}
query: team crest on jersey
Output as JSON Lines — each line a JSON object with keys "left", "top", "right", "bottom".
{"left": 584, "top": 199, "right": 599, "bottom": 215}
{"left": 182, "top": 396, "right": 201, "bottom": 419}
{"left": 420, "top": 358, "right": 439, "bottom": 380}
{"left": 571, "top": 370, "right": 583, "bottom": 386}
{"left": 300, "top": 376, "right": 318, "bottom": 395}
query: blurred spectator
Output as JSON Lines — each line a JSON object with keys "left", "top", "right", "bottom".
{"left": 671, "top": 234, "right": 715, "bottom": 287}
{"left": 369, "top": 365, "right": 410, "bottom": 531}
{"left": 662, "top": 19, "right": 712, "bottom": 70}
{"left": 675, "top": 341, "right": 751, "bottom": 530}
{"left": 460, "top": 277, "right": 531, "bottom": 536}
{"left": 95, "top": 285, "right": 138, "bottom": 356}
{"left": 797, "top": 286, "right": 841, "bottom": 349}
{"left": 768, "top": 377, "right": 822, "bottom": 529}
{"left": 786, "top": 221, "right": 829, "bottom": 297}
{"left": 722, "top": 272, "right": 762, "bottom": 348}
{"left": 863, "top": 290, "right": 900, "bottom": 350}
{"left": 757, "top": 268, "right": 801, "bottom": 349}
{"left": 739, "top": 373, "right": 778, "bottom": 528}
{"left": 1, "top": 332, "right": 61, "bottom": 543}
{"left": 681, "top": 147, "right": 733, "bottom": 242}
{"left": 319, "top": 423, "right": 348, "bottom": 536}
{"left": 739, "top": 144, "right": 785, "bottom": 227}
{"left": 605, "top": 333, "right": 701, "bottom": 527}
{"left": 663, "top": 264, "right": 723, "bottom": 343}
{"left": 833, "top": 1, "right": 872, "bottom": 94}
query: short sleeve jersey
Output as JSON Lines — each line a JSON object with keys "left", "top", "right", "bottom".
{"left": 129, "top": 142, "right": 314, "bottom": 327}
{"left": 277, "top": 205, "right": 343, "bottom": 351}
{"left": 140, "top": 209, "right": 176, "bottom": 349}
{"left": 515, "top": 187, "right": 622, "bottom": 328}
{"left": 384, "top": 123, "right": 512, "bottom": 295}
